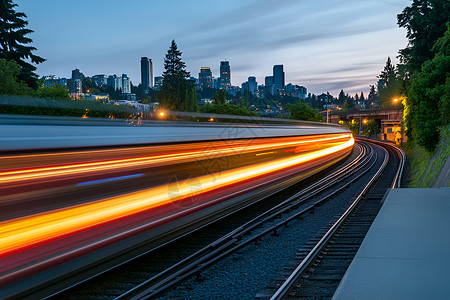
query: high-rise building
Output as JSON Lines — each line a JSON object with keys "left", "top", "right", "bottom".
{"left": 265, "top": 76, "right": 274, "bottom": 95}
{"left": 154, "top": 76, "right": 163, "bottom": 90}
{"left": 67, "top": 78, "right": 82, "bottom": 93}
{"left": 92, "top": 75, "right": 107, "bottom": 87}
{"left": 219, "top": 61, "right": 231, "bottom": 90}
{"left": 199, "top": 67, "right": 213, "bottom": 89}
{"left": 107, "top": 74, "right": 122, "bottom": 91}
{"left": 141, "top": 57, "right": 153, "bottom": 88}
{"left": 121, "top": 74, "right": 131, "bottom": 93}
{"left": 273, "top": 65, "right": 285, "bottom": 94}
{"left": 248, "top": 76, "right": 257, "bottom": 94}
{"left": 71, "top": 69, "right": 84, "bottom": 80}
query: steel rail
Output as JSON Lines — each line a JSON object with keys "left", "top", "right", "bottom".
{"left": 270, "top": 141, "right": 404, "bottom": 299}
{"left": 114, "top": 143, "right": 374, "bottom": 299}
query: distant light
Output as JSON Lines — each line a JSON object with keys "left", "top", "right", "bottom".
{"left": 159, "top": 112, "right": 165, "bottom": 117}
{"left": 363, "top": 119, "right": 368, "bottom": 124}
{"left": 209, "top": 118, "right": 214, "bottom": 122}
{"left": 393, "top": 98, "right": 398, "bottom": 102}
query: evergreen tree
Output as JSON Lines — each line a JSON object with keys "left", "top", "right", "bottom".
{"left": 214, "top": 89, "right": 226, "bottom": 105}
{"left": 397, "top": 0, "right": 450, "bottom": 72}
{"left": 158, "top": 40, "right": 190, "bottom": 110}
{"left": 338, "top": 89, "right": 346, "bottom": 105}
{"left": 360, "top": 92, "right": 365, "bottom": 101}
{"left": 0, "top": 0, "right": 45, "bottom": 89}
{"left": 368, "top": 85, "right": 377, "bottom": 107}
{"left": 185, "top": 87, "right": 198, "bottom": 112}
{"left": 377, "top": 57, "right": 402, "bottom": 105}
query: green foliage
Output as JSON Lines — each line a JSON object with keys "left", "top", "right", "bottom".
{"left": 214, "top": 89, "right": 226, "bottom": 105}
{"left": 35, "top": 85, "right": 71, "bottom": 100}
{"left": 377, "top": 57, "right": 402, "bottom": 106}
{"left": 158, "top": 40, "right": 190, "bottom": 111}
{"left": 362, "top": 119, "right": 381, "bottom": 136}
{"left": 185, "top": 87, "right": 198, "bottom": 112}
{"left": 405, "top": 125, "right": 450, "bottom": 187}
{"left": 0, "top": 96, "right": 136, "bottom": 119}
{"left": 0, "top": 58, "right": 34, "bottom": 95}
{"left": 0, "top": 0, "right": 45, "bottom": 89}
{"left": 406, "top": 52, "right": 450, "bottom": 151}
{"left": 200, "top": 103, "right": 257, "bottom": 116}
{"left": 287, "top": 101, "right": 323, "bottom": 122}
{"left": 397, "top": 0, "right": 450, "bottom": 72}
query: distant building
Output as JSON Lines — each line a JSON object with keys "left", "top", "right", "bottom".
{"left": 71, "top": 69, "right": 84, "bottom": 80}
{"left": 67, "top": 78, "right": 82, "bottom": 93}
{"left": 273, "top": 65, "right": 285, "bottom": 95}
{"left": 189, "top": 77, "right": 199, "bottom": 88}
{"left": 248, "top": 76, "right": 257, "bottom": 94}
{"left": 121, "top": 74, "right": 131, "bottom": 93}
{"left": 140, "top": 57, "right": 153, "bottom": 88}
{"left": 199, "top": 67, "right": 213, "bottom": 89}
{"left": 84, "top": 93, "right": 109, "bottom": 101}
{"left": 154, "top": 76, "right": 163, "bottom": 90}
{"left": 265, "top": 76, "right": 274, "bottom": 95}
{"left": 121, "top": 93, "right": 136, "bottom": 101}
{"left": 285, "top": 84, "right": 307, "bottom": 99}
{"left": 241, "top": 81, "right": 249, "bottom": 93}
{"left": 107, "top": 75, "right": 121, "bottom": 91}
{"left": 44, "top": 76, "right": 67, "bottom": 88}
{"left": 92, "top": 75, "right": 107, "bottom": 87}
{"left": 219, "top": 61, "right": 231, "bottom": 90}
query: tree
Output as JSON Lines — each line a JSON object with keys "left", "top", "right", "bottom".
{"left": 214, "top": 89, "right": 226, "bottom": 105}
{"left": 367, "top": 85, "right": 377, "bottom": 107}
{"left": 377, "top": 57, "right": 402, "bottom": 105}
{"left": 397, "top": 0, "right": 450, "bottom": 72}
{"left": 404, "top": 25, "right": 450, "bottom": 151}
{"left": 0, "top": 0, "right": 45, "bottom": 89}
{"left": 184, "top": 87, "right": 198, "bottom": 112}
{"left": 200, "top": 103, "right": 257, "bottom": 116}
{"left": 287, "top": 101, "right": 323, "bottom": 122}
{"left": 360, "top": 92, "right": 365, "bottom": 102}
{"left": 158, "top": 40, "right": 190, "bottom": 111}
{"left": 0, "top": 58, "right": 33, "bottom": 95}
{"left": 35, "top": 84, "right": 71, "bottom": 100}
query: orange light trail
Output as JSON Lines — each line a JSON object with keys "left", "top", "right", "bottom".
{"left": 0, "top": 134, "right": 350, "bottom": 185}
{"left": 0, "top": 135, "right": 354, "bottom": 256}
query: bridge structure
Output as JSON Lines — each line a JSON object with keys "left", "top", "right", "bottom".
{"left": 329, "top": 108, "right": 404, "bottom": 144}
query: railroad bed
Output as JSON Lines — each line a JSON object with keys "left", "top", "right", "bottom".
{"left": 42, "top": 139, "right": 403, "bottom": 299}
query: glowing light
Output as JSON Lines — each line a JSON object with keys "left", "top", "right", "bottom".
{"left": 159, "top": 111, "right": 165, "bottom": 117}
{"left": 0, "top": 134, "right": 351, "bottom": 186}
{"left": 0, "top": 135, "right": 354, "bottom": 256}
{"left": 209, "top": 118, "right": 214, "bottom": 122}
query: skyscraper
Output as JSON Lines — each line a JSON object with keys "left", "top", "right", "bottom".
{"left": 219, "top": 61, "right": 231, "bottom": 90}
{"left": 248, "top": 76, "right": 257, "bottom": 93}
{"left": 273, "top": 65, "right": 285, "bottom": 94}
{"left": 265, "top": 76, "right": 274, "bottom": 95}
{"left": 199, "top": 67, "right": 213, "bottom": 89}
{"left": 141, "top": 57, "right": 153, "bottom": 89}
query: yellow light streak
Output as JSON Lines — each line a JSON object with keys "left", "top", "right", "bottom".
{"left": 0, "top": 136, "right": 354, "bottom": 256}
{"left": 0, "top": 134, "right": 351, "bottom": 185}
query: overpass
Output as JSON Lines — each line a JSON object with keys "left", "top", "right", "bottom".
{"left": 329, "top": 108, "right": 404, "bottom": 144}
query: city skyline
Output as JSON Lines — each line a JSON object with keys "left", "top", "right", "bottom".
{"left": 16, "top": 0, "right": 410, "bottom": 96}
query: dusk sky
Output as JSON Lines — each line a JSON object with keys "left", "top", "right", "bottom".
{"left": 17, "top": 0, "right": 411, "bottom": 96}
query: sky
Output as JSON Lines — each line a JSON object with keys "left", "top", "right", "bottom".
{"left": 17, "top": 0, "right": 411, "bottom": 97}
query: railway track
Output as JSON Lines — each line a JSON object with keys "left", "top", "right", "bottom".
{"left": 44, "top": 141, "right": 382, "bottom": 300}
{"left": 268, "top": 139, "right": 404, "bottom": 299}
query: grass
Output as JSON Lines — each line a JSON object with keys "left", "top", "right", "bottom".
{"left": 405, "top": 125, "right": 450, "bottom": 187}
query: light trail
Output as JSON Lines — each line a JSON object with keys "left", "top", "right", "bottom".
{"left": 0, "top": 134, "right": 349, "bottom": 186}
{"left": 0, "top": 135, "right": 354, "bottom": 257}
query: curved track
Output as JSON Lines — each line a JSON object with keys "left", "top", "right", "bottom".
{"left": 269, "top": 139, "right": 404, "bottom": 299}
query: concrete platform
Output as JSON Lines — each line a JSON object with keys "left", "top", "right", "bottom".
{"left": 333, "top": 188, "right": 450, "bottom": 300}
